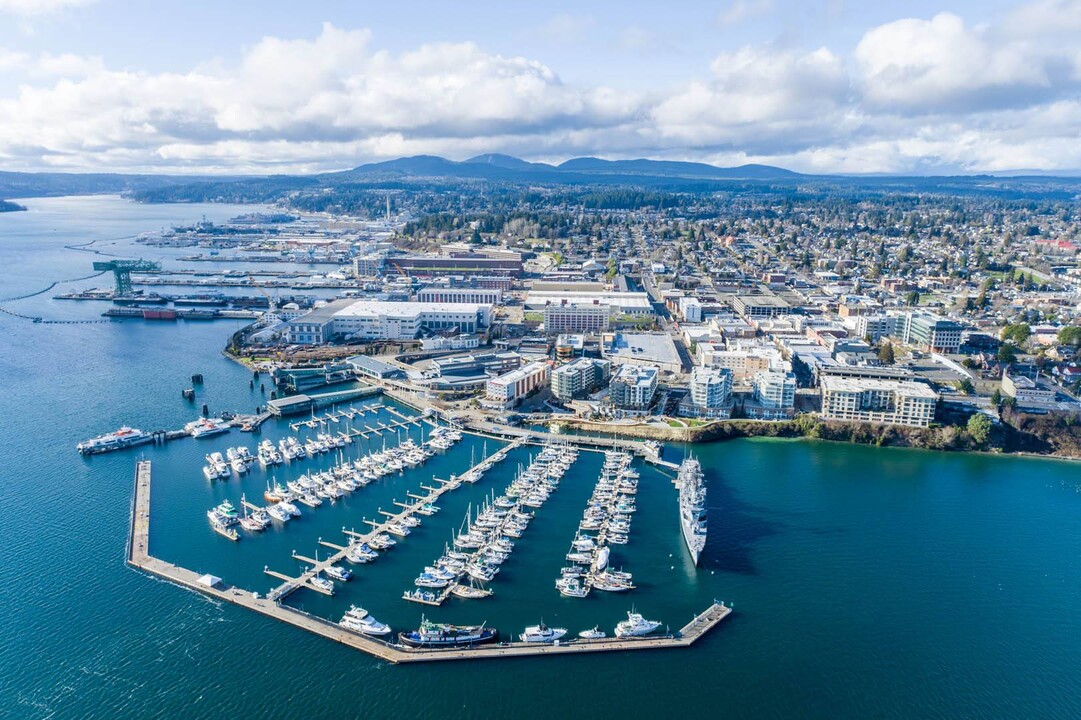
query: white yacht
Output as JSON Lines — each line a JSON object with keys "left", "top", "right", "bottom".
{"left": 614, "top": 611, "right": 661, "bottom": 638}
{"left": 578, "top": 626, "right": 606, "bottom": 640}
{"left": 519, "top": 622, "right": 568, "bottom": 643}
{"left": 340, "top": 606, "right": 391, "bottom": 636}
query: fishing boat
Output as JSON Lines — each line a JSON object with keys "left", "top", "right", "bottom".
{"left": 398, "top": 617, "right": 497, "bottom": 647}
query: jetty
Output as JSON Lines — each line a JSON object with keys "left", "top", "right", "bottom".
{"left": 128, "top": 458, "right": 732, "bottom": 664}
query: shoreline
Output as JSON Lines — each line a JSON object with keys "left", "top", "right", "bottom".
{"left": 553, "top": 417, "right": 1081, "bottom": 463}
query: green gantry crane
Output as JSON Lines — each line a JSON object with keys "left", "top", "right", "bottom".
{"left": 93, "top": 259, "right": 162, "bottom": 297}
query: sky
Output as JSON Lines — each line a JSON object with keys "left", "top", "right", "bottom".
{"left": 0, "top": 0, "right": 1080, "bottom": 175}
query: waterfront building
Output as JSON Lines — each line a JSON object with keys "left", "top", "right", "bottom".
{"left": 746, "top": 370, "right": 797, "bottom": 419}
{"left": 608, "top": 364, "right": 659, "bottom": 416}
{"left": 1001, "top": 370, "right": 1057, "bottom": 408}
{"left": 680, "top": 366, "right": 733, "bottom": 419}
{"left": 484, "top": 361, "right": 550, "bottom": 409}
{"left": 287, "top": 299, "right": 492, "bottom": 344}
{"left": 902, "top": 313, "right": 964, "bottom": 353}
{"left": 543, "top": 302, "right": 610, "bottom": 334}
{"left": 551, "top": 357, "right": 611, "bottom": 402}
{"left": 417, "top": 287, "right": 503, "bottom": 305}
{"left": 352, "top": 253, "right": 387, "bottom": 278}
{"left": 820, "top": 376, "right": 938, "bottom": 427}
{"left": 431, "top": 352, "right": 521, "bottom": 377}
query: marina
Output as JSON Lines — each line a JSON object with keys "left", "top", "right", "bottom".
{"left": 129, "top": 458, "right": 732, "bottom": 663}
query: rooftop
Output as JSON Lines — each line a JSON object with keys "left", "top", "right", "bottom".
{"left": 821, "top": 375, "right": 939, "bottom": 399}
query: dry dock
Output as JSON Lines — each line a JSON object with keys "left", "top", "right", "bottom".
{"left": 128, "top": 460, "right": 731, "bottom": 664}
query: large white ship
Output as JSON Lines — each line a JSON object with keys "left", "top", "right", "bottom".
{"left": 677, "top": 458, "right": 707, "bottom": 566}
{"left": 76, "top": 426, "right": 153, "bottom": 455}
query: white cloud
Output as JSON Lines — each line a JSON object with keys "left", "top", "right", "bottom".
{"left": 717, "top": 0, "right": 775, "bottom": 27}
{"left": 854, "top": 11, "right": 1077, "bottom": 114}
{"left": 2, "top": 4, "right": 1081, "bottom": 174}
{"left": 0, "top": 0, "right": 95, "bottom": 16}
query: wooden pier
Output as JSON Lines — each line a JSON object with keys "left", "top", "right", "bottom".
{"left": 127, "top": 459, "right": 732, "bottom": 665}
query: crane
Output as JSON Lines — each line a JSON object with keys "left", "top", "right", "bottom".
{"left": 247, "top": 273, "right": 277, "bottom": 317}
{"left": 92, "top": 259, "right": 161, "bottom": 297}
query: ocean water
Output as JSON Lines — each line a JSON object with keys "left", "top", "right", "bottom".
{"left": 2, "top": 197, "right": 1081, "bottom": 719}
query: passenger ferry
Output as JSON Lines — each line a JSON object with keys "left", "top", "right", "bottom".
{"left": 76, "top": 426, "right": 153, "bottom": 455}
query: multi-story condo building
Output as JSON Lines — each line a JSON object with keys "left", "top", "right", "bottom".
{"left": 484, "top": 361, "right": 550, "bottom": 409}
{"left": 820, "top": 376, "right": 938, "bottom": 427}
{"left": 749, "top": 370, "right": 797, "bottom": 418}
{"left": 551, "top": 357, "right": 611, "bottom": 402}
{"left": 902, "top": 313, "right": 963, "bottom": 353}
{"left": 607, "top": 364, "right": 659, "bottom": 416}
{"left": 680, "top": 366, "right": 733, "bottom": 419}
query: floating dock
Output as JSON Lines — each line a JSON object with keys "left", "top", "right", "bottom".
{"left": 128, "top": 458, "right": 731, "bottom": 664}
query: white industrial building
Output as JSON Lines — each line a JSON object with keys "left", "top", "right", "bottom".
{"left": 417, "top": 287, "right": 503, "bottom": 305}
{"left": 525, "top": 291, "right": 653, "bottom": 315}
{"left": 287, "top": 299, "right": 492, "bottom": 344}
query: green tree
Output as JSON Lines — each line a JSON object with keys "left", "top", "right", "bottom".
{"left": 967, "top": 413, "right": 993, "bottom": 445}
{"left": 1058, "top": 326, "right": 1081, "bottom": 348}
{"left": 906, "top": 290, "right": 921, "bottom": 306}
{"left": 997, "top": 344, "right": 1018, "bottom": 364}
{"left": 878, "top": 342, "right": 896, "bottom": 365}
{"left": 1000, "top": 323, "right": 1031, "bottom": 345}
{"left": 990, "top": 388, "right": 1003, "bottom": 407}
{"left": 956, "top": 378, "right": 975, "bottom": 395}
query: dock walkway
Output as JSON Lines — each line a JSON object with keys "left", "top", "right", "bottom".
{"left": 127, "top": 458, "right": 731, "bottom": 664}
{"left": 263, "top": 437, "right": 526, "bottom": 601}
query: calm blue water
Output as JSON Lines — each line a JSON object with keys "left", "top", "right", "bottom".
{"left": 2, "top": 197, "right": 1081, "bottom": 719}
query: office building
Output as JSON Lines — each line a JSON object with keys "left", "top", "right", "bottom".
{"left": 485, "top": 361, "right": 550, "bottom": 409}
{"left": 902, "top": 313, "right": 964, "bottom": 353}
{"left": 543, "top": 303, "right": 610, "bottom": 334}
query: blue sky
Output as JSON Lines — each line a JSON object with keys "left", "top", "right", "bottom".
{"left": 0, "top": 0, "right": 1078, "bottom": 174}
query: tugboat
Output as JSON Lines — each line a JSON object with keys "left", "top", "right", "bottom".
{"left": 398, "top": 616, "right": 498, "bottom": 647}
